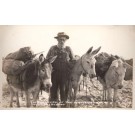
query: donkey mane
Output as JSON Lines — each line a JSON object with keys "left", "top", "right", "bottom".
{"left": 22, "top": 60, "right": 39, "bottom": 88}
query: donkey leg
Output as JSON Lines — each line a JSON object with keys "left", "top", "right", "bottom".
{"left": 21, "top": 91, "right": 25, "bottom": 101}
{"left": 105, "top": 89, "right": 108, "bottom": 101}
{"left": 107, "top": 88, "right": 112, "bottom": 108}
{"left": 10, "top": 88, "right": 14, "bottom": 107}
{"left": 25, "top": 91, "right": 31, "bottom": 107}
{"left": 72, "top": 83, "right": 78, "bottom": 108}
{"left": 68, "top": 90, "right": 73, "bottom": 108}
{"left": 32, "top": 90, "right": 39, "bottom": 107}
{"left": 113, "top": 89, "right": 118, "bottom": 108}
{"left": 74, "top": 87, "right": 78, "bottom": 102}
{"left": 70, "top": 90, "right": 75, "bottom": 108}
{"left": 103, "top": 89, "right": 105, "bottom": 101}
{"left": 103, "top": 89, "right": 106, "bottom": 101}
{"left": 103, "top": 89, "right": 107, "bottom": 101}
{"left": 16, "top": 92, "right": 20, "bottom": 107}
{"left": 72, "top": 89, "right": 78, "bottom": 108}
{"left": 67, "top": 83, "right": 72, "bottom": 103}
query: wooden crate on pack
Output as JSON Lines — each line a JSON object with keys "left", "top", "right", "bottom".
{"left": 2, "top": 59, "right": 24, "bottom": 75}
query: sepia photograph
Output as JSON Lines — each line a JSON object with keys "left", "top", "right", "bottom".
{"left": 1, "top": 1, "right": 135, "bottom": 135}
{"left": 0, "top": 25, "right": 134, "bottom": 108}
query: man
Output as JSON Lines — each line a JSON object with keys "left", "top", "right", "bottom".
{"left": 46, "top": 32, "right": 74, "bottom": 107}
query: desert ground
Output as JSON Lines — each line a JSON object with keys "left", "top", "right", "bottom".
{"left": 1, "top": 78, "right": 132, "bottom": 109}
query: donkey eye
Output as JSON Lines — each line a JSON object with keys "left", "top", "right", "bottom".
{"left": 42, "top": 69, "right": 45, "bottom": 72}
{"left": 87, "top": 61, "right": 90, "bottom": 64}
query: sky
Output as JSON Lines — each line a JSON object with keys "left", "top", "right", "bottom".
{"left": 1, "top": 25, "right": 135, "bottom": 59}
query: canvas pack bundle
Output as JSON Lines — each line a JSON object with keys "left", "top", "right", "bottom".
{"left": 7, "top": 75, "right": 21, "bottom": 85}
{"left": 2, "top": 59, "right": 25, "bottom": 75}
{"left": 5, "top": 47, "right": 33, "bottom": 62}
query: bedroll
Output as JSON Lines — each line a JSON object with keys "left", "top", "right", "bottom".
{"left": 5, "top": 47, "right": 33, "bottom": 62}
{"left": 2, "top": 59, "right": 25, "bottom": 75}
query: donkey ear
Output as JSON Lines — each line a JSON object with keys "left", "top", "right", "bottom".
{"left": 111, "top": 60, "right": 119, "bottom": 68}
{"left": 91, "top": 46, "right": 101, "bottom": 56}
{"left": 86, "top": 46, "right": 93, "bottom": 54}
{"left": 47, "top": 55, "right": 57, "bottom": 63}
{"left": 39, "top": 54, "right": 44, "bottom": 63}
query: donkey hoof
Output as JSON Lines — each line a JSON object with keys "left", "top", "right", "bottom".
{"left": 17, "top": 105, "right": 20, "bottom": 108}
{"left": 32, "top": 102, "right": 37, "bottom": 107}
{"left": 33, "top": 104, "right": 36, "bottom": 107}
{"left": 26, "top": 104, "right": 31, "bottom": 108}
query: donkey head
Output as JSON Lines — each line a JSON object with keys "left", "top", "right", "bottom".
{"left": 39, "top": 54, "right": 57, "bottom": 92}
{"left": 81, "top": 46, "right": 101, "bottom": 78}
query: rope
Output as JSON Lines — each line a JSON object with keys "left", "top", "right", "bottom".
{"left": 79, "top": 84, "right": 80, "bottom": 93}
{"left": 86, "top": 84, "right": 88, "bottom": 97}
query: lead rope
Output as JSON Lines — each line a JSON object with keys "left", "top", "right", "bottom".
{"left": 86, "top": 84, "right": 88, "bottom": 97}
{"left": 79, "top": 83, "right": 80, "bottom": 93}
{"left": 40, "top": 79, "right": 43, "bottom": 95}
{"left": 19, "top": 73, "right": 24, "bottom": 99}
{"left": 83, "top": 75, "right": 85, "bottom": 89}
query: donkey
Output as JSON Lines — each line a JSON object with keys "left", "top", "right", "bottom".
{"left": 95, "top": 52, "right": 132, "bottom": 107}
{"left": 7, "top": 55, "right": 56, "bottom": 107}
{"left": 105, "top": 59, "right": 129, "bottom": 107}
{"left": 67, "top": 46, "right": 101, "bottom": 104}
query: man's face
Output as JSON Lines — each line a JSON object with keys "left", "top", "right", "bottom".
{"left": 57, "top": 37, "right": 67, "bottom": 47}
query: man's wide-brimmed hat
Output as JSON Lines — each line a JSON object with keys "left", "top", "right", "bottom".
{"left": 54, "top": 32, "right": 69, "bottom": 39}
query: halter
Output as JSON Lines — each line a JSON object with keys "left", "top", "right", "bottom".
{"left": 81, "top": 55, "right": 88, "bottom": 75}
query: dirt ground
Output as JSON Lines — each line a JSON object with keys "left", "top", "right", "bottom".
{"left": 1, "top": 79, "right": 132, "bottom": 109}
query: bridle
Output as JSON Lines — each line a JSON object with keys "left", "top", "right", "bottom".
{"left": 81, "top": 55, "right": 88, "bottom": 75}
